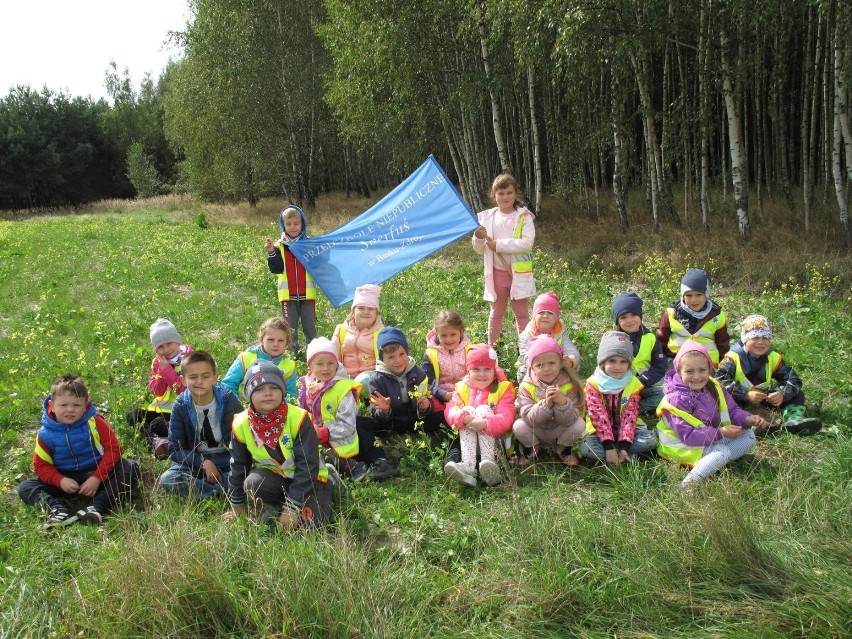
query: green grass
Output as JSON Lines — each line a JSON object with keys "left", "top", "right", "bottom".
{"left": 0, "top": 204, "right": 850, "bottom": 638}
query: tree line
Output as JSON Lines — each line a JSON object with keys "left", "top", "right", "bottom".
{"left": 2, "top": 0, "right": 850, "bottom": 241}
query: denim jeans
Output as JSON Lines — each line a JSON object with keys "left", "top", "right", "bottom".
{"left": 159, "top": 451, "right": 231, "bottom": 499}
{"left": 579, "top": 428, "right": 658, "bottom": 462}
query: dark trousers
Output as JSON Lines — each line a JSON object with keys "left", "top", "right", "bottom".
{"left": 243, "top": 467, "right": 332, "bottom": 528}
{"left": 282, "top": 299, "right": 317, "bottom": 354}
{"left": 17, "top": 458, "right": 140, "bottom": 514}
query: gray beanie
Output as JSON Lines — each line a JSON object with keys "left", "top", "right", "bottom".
{"left": 150, "top": 318, "right": 182, "bottom": 349}
{"left": 243, "top": 360, "right": 287, "bottom": 403}
{"left": 597, "top": 331, "right": 634, "bottom": 366}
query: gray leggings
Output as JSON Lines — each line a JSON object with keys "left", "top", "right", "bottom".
{"left": 684, "top": 429, "right": 756, "bottom": 484}
{"left": 282, "top": 299, "right": 317, "bottom": 352}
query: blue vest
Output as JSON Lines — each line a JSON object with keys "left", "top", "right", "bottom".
{"left": 36, "top": 398, "right": 103, "bottom": 472}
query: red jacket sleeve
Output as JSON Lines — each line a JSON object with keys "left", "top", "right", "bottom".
{"left": 92, "top": 415, "right": 123, "bottom": 481}
{"left": 33, "top": 437, "right": 64, "bottom": 487}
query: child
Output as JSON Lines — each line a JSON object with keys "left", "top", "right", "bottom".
{"left": 221, "top": 317, "right": 298, "bottom": 403}
{"left": 472, "top": 173, "right": 536, "bottom": 346}
{"left": 657, "top": 340, "right": 767, "bottom": 486}
{"left": 422, "top": 309, "right": 472, "bottom": 408}
{"left": 17, "top": 374, "right": 140, "bottom": 528}
{"left": 264, "top": 205, "right": 317, "bottom": 357}
{"left": 579, "top": 332, "right": 658, "bottom": 464}
{"left": 656, "top": 268, "right": 729, "bottom": 365}
{"left": 225, "top": 361, "right": 336, "bottom": 529}
{"left": 298, "top": 337, "right": 395, "bottom": 481}
{"left": 516, "top": 291, "right": 581, "bottom": 382}
{"left": 332, "top": 284, "right": 384, "bottom": 388}
{"left": 612, "top": 292, "right": 668, "bottom": 412}
{"left": 127, "top": 318, "right": 193, "bottom": 457}
{"left": 158, "top": 351, "right": 244, "bottom": 499}
{"left": 444, "top": 344, "right": 516, "bottom": 486}
{"left": 715, "top": 314, "right": 821, "bottom": 435}
{"left": 513, "top": 335, "right": 586, "bottom": 467}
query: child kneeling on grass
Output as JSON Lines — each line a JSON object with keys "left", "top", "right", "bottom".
{"left": 18, "top": 374, "right": 140, "bottom": 528}
{"left": 444, "top": 344, "right": 515, "bottom": 487}
{"left": 224, "top": 361, "right": 339, "bottom": 529}
{"left": 657, "top": 340, "right": 768, "bottom": 487}
{"left": 158, "top": 351, "right": 243, "bottom": 499}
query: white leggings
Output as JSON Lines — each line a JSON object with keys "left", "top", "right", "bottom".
{"left": 460, "top": 429, "right": 498, "bottom": 466}
{"left": 684, "top": 429, "right": 756, "bottom": 484}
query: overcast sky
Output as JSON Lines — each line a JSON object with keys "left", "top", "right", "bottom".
{"left": 1, "top": 0, "right": 189, "bottom": 101}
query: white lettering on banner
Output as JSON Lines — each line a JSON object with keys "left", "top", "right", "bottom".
{"left": 367, "top": 235, "right": 425, "bottom": 267}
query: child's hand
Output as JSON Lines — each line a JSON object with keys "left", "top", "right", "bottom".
{"left": 746, "top": 390, "right": 767, "bottom": 405}
{"left": 765, "top": 391, "right": 784, "bottom": 407}
{"left": 78, "top": 476, "right": 102, "bottom": 497}
{"left": 442, "top": 390, "right": 456, "bottom": 405}
{"left": 466, "top": 417, "right": 487, "bottom": 432}
{"left": 604, "top": 449, "right": 620, "bottom": 465}
{"left": 222, "top": 505, "right": 246, "bottom": 522}
{"left": 155, "top": 354, "right": 171, "bottom": 370}
{"left": 279, "top": 510, "right": 300, "bottom": 530}
{"left": 485, "top": 238, "right": 497, "bottom": 251}
{"left": 201, "top": 460, "right": 223, "bottom": 485}
{"left": 264, "top": 238, "right": 275, "bottom": 253}
{"left": 719, "top": 425, "right": 744, "bottom": 439}
{"left": 417, "top": 396, "right": 431, "bottom": 411}
{"left": 547, "top": 386, "right": 568, "bottom": 406}
{"left": 746, "top": 414, "right": 769, "bottom": 429}
{"left": 59, "top": 477, "right": 79, "bottom": 494}
{"left": 563, "top": 356, "right": 577, "bottom": 370}
{"left": 369, "top": 392, "right": 391, "bottom": 412}
{"left": 473, "top": 225, "right": 488, "bottom": 240}
{"left": 617, "top": 450, "right": 631, "bottom": 464}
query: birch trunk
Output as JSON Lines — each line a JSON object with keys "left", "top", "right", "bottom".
{"left": 526, "top": 65, "right": 543, "bottom": 212}
{"left": 699, "top": 0, "right": 711, "bottom": 229}
{"left": 720, "top": 29, "right": 751, "bottom": 239}
{"left": 476, "top": 1, "right": 511, "bottom": 174}
{"left": 832, "top": 17, "right": 852, "bottom": 241}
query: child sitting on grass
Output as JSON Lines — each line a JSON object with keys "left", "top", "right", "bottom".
{"left": 422, "top": 309, "right": 472, "bottom": 408}
{"left": 513, "top": 336, "right": 586, "bottom": 467}
{"left": 579, "top": 332, "right": 658, "bottom": 465}
{"left": 657, "top": 340, "right": 768, "bottom": 487}
{"left": 612, "top": 292, "right": 668, "bottom": 412}
{"left": 224, "top": 361, "right": 337, "bottom": 529}
{"left": 715, "top": 314, "right": 821, "bottom": 435}
{"left": 332, "top": 284, "right": 384, "bottom": 389}
{"left": 158, "top": 351, "right": 243, "bottom": 499}
{"left": 656, "top": 268, "right": 729, "bottom": 365}
{"left": 516, "top": 291, "right": 581, "bottom": 383}
{"left": 444, "top": 344, "right": 516, "bottom": 487}
{"left": 221, "top": 317, "right": 298, "bottom": 403}
{"left": 18, "top": 373, "right": 140, "bottom": 528}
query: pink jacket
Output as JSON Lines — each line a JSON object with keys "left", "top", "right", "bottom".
{"left": 444, "top": 378, "right": 516, "bottom": 437}
{"left": 332, "top": 318, "right": 384, "bottom": 376}
{"left": 148, "top": 344, "right": 193, "bottom": 397}
{"left": 472, "top": 206, "right": 536, "bottom": 302}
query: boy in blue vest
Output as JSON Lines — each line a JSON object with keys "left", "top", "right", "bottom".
{"left": 612, "top": 292, "right": 668, "bottom": 412}
{"left": 158, "top": 351, "right": 244, "bottom": 499}
{"left": 716, "top": 314, "right": 821, "bottom": 435}
{"left": 17, "top": 373, "right": 140, "bottom": 528}
{"left": 264, "top": 205, "right": 317, "bottom": 358}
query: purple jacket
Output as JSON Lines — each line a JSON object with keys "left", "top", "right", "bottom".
{"left": 662, "top": 369, "right": 753, "bottom": 447}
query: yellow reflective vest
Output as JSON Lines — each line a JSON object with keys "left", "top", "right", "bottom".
{"left": 314, "top": 379, "right": 362, "bottom": 459}
{"left": 584, "top": 376, "right": 646, "bottom": 434}
{"left": 237, "top": 352, "right": 296, "bottom": 398}
{"left": 633, "top": 332, "right": 656, "bottom": 377}
{"left": 520, "top": 380, "right": 577, "bottom": 404}
{"left": 666, "top": 307, "right": 727, "bottom": 365}
{"left": 274, "top": 241, "right": 317, "bottom": 302}
{"left": 511, "top": 213, "right": 533, "bottom": 276}
{"left": 721, "top": 350, "right": 782, "bottom": 392}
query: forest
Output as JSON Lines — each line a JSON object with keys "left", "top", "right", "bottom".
{"left": 1, "top": 0, "right": 850, "bottom": 241}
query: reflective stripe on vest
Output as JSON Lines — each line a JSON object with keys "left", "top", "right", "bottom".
{"left": 632, "top": 332, "right": 656, "bottom": 377}
{"left": 316, "top": 379, "right": 362, "bottom": 459}
{"left": 231, "top": 407, "right": 328, "bottom": 482}
{"left": 655, "top": 377, "right": 731, "bottom": 467}
{"left": 35, "top": 417, "right": 104, "bottom": 465}
{"left": 584, "top": 376, "right": 645, "bottom": 434}
{"left": 276, "top": 241, "right": 317, "bottom": 302}
{"left": 237, "top": 352, "right": 296, "bottom": 398}
{"left": 666, "top": 308, "right": 727, "bottom": 365}
{"left": 723, "top": 350, "right": 782, "bottom": 392}
{"left": 146, "top": 362, "right": 183, "bottom": 413}
{"left": 424, "top": 343, "right": 472, "bottom": 385}
{"left": 519, "top": 380, "right": 576, "bottom": 403}
{"left": 455, "top": 380, "right": 515, "bottom": 409}
{"left": 510, "top": 212, "right": 533, "bottom": 275}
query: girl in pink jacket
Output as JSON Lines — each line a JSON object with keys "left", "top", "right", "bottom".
{"left": 332, "top": 284, "right": 384, "bottom": 389}
{"left": 444, "top": 345, "right": 516, "bottom": 487}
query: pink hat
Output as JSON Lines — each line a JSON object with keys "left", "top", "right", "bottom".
{"left": 352, "top": 284, "right": 381, "bottom": 309}
{"left": 526, "top": 335, "right": 563, "bottom": 366}
{"left": 673, "top": 340, "right": 713, "bottom": 371}
{"left": 465, "top": 344, "right": 498, "bottom": 371}
{"left": 532, "top": 291, "right": 560, "bottom": 317}
{"left": 306, "top": 337, "right": 339, "bottom": 365}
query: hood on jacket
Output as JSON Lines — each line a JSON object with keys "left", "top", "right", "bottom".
{"left": 41, "top": 395, "right": 96, "bottom": 431}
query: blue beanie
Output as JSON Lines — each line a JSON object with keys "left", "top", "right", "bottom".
{"left": 681, "top": 268, "right": 710, "bottom": 298}
{"left": 377, "top": 326, "right": 409, "bottom": 359}
{"left": 612, "top": 292, "right": 643, "bottom": 323}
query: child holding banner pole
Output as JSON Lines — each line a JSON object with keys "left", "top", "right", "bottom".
{"left": 472, "top": 174, "right": 536, "bottom": 347}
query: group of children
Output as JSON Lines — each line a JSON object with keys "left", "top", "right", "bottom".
{"left": 17, "top": 174, "right": 822, "bottom": 530}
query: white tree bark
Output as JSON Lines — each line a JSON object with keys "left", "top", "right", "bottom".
{"left": 476, "top": 1, "right": 511, "bottom": 174}
{"left": 526, "top": 65, "right": 542, "bottom": 212}
{"left": 720, "top": 28, "right": 751, "bottom": 239}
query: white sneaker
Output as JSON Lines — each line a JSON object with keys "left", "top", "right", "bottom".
{"left": 478, "top": 459, "right": 503, "bottom": 486}
{"left": 444, "top": 461, "right": 477, "bottom": 487}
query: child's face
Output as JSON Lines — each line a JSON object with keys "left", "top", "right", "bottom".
{"left": 309, "top": 354, "right": 338, "bottom": 383}
{"left": 353, "top": 305, "right": 378, "bottom": 329}
{"left": 602, "top": 356, "right": 630, "bottom": 379}
{"left": 678, "top": 353, "right": 711, "bottom": 391}
{"left": 251, "top": 384, "right": 284, "bottom": 414}
{"left": 283, "top": 215, "right": 303, "bottom": 238}
{"left": 532, "top": 352, "right": 561, "bottom": 384}
{"left": 436, "top": 327, "right": 462, "bottom": 351}
{"left": 51, "top": 392, "right": 88, "bottom": 425}
{"left": 534, "top": 310, "right": 557, "bottom": 333}
{"left": 744, "top": 337, "right": 771, "bottom": 357}
{"left": 382, "top": 345, "right": 409, "bottom": 374}
{"left": 682, "top": 291, "right": 707, "bottom": 312}
{"left": 469, "top": 366, "right": 496, "bottom": 388}
{"left": 617, "top": 312, "right": 642, "bottom": 334}
{"left": 182, "top": 361, "right": 216, "bottom": 402}
{"left": 156, "top": 341, "right": 181, "bottom": 359}
{"left": 494, "top": 186, "right": 516, "bottom": 211}
{"left": 261, "top": 328, "right": 289, "bottom": 357}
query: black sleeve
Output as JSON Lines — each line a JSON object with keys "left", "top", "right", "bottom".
{"left": 284, "top": 412, "right": 322, "bottom": 511}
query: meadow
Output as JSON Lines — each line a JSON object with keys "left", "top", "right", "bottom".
{"left": 0, "top": 194, "right": 850, "bottom": 638}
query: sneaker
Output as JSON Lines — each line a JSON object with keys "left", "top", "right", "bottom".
{"left": 370, "top": 458, "right": 399, "bottom": 481}
{"left": 77, "top": 505, "right": 103, "bottom": 525}
{"left": 348, "top": 460, "right": 371, "bottom": 482}
{"left": 326, "top": 463, "right": 348, "bottom": 502}
{"left": 444, "top": 443, "right": 461, "bottom": 465}
{"left": 43, "top": 499, "right": 77, "bottom": 529}
{"left": 781, "top": 418, "right": 822, "bottom": 436}
{"left": 478, "top": 459, "right": 503, "bottom": 486}
{"left": 152, "top": 437, "right": 170, "bottom": 460}
{"left": 444, "top": 461, "right": 477, "bottom": 487}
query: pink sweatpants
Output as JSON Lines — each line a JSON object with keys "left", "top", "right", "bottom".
{"left": 488, "top": 268, "right": 530, "bottom": 346}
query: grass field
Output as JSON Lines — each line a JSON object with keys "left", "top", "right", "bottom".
{"left": 0, "top": 195, "right": 850, "bottom": 638}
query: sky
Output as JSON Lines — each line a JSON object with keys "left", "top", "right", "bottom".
{"left": 1, "top": 1, "right": 190, "bottom": 102}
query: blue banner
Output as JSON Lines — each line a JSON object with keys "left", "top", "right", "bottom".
{"left": 289, "top": 156, "right": 478, "bottom": 308}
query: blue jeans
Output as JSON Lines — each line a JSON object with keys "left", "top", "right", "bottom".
{"left": 159, "top": 452, "right": 230, "bottom": 499}
{"left": 579, "top": 429, "right": 658, "bottom": 462}
{"left": 639, "top": 384, "right": 665, "bottom": 413}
